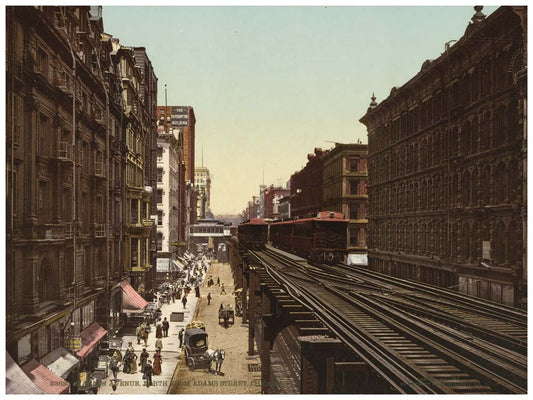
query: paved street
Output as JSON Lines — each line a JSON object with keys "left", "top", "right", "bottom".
{"left": 99, "top": 278, "right": 201, "bottom": 394}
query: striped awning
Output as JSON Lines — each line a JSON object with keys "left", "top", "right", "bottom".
{"left": 120, "top": 279, "right": 148, "bottom": 313}
{"left": 172, "top": 260, "right": 185, "bottom": 271}
{"left": 6, "top": 353, "right": 44, "bottom": 394}
{"left": 77, "top": 322, "right": 107, "bottom": 358}
{"left": 22, "top": 359, "right": 70, "bottom": 394}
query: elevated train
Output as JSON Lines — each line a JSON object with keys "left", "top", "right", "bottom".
{"left": 238, "top": 211, "right": 347, "bottom": 264}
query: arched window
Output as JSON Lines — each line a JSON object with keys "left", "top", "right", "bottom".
{"left": 508, "top": 100, "right": 519, "bottom": 143}
{"left": 463, "top": 223, "right": 470, "bottom": 260}
{"left": 38, "top": 257, "right": 58, "bottom": 303}
{"left": 451, "top": 174, "right": 459, "bottom": 207}
{"left": 462, "top": 170, "right": 471, "bottom": 206}
{"left": 462, "top": 121, "right": 471, "bottom": 156}
{"left": 495, "top": 162, "right": 507, "bottom": 203}
{"left": 471, "top": 168, "right": 479, "bottom": 205}
{"left": 482, "top": 166, "right": 491, "bottom": 205}
{"left": 470, "top": 222, "right": 478, "bottom": 260}
{"left": 494, "top": 105, "right": 507, "bottom": 147}
{"left": 508, "top": 160, "right": 518, "bottom": 202}
{"left": 494, "top": 221, "right": 506, "bottom": 265}
{"left": 471, "top": 116, "right": 479, "bottom": 154}
{"left": 480, "top": 111, "right": 491, "bottom": 150}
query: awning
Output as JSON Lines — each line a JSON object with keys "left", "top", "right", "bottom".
{"left": 40, "top": 347, "right": 80, "bottom": 379}
{"left": 172, "top": 260, "right": 185, "bottom": 271}
{"left": 77, "top": 322, "right": 107, "bottom": 358}
{"left": 120, "top": 279, "right": 148, "bottom": 313}
{"left": 22, "top": 359, "right": 69, "bottom": 394}
{"left": 347, "top": 253, "right": 368, "bottom": 266}
{"left": 6, "top": 353, "right": 44, "bottom": 394}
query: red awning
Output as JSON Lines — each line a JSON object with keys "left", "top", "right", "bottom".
{"left": 120, "top": 279, "right": 148, "bottom": 313}
{"left": 77, "top": 322, "right": 107, "bottom": 358}
{"left": 22, "top": 359, "right": 70, "bottom": 394}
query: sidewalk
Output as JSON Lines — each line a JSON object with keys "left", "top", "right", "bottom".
{"left": 98, "top": 279, "right": 203, "bottom": 394}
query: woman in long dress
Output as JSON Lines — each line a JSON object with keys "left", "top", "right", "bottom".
{"left": 153, "top": 350, "right": 162, "bottom": 375}
{"left": 129, "top": 351, "right": 138, "bottom": 374}
{"left": 155, "top": 324, "right": 163, "bottom": 339}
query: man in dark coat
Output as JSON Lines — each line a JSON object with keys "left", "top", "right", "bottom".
{"left": 144, "top": 360, "right": 153, "bottom": 387}
{"left": 162, "top": 317, "right": 170, "bottom": 337}
{"left": 178, "top": 328, "right": 184, "bottom": 348}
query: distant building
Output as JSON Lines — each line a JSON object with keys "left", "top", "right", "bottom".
{"left": 359, "top": 6, "right": 527, "bottom": 308}
{"left": 195, "top": 166, "right": 211, "bottom": 219}
{"left": 263, "top": 185, "right": 290, "bottom": 219}
{"left": 322, "top": 143, "right": 368, "bottom": 261}
{"left": 278, "top": 196, "right": 291, "bottom": 220}
{"left": 290, "top": 148, "right": 327, "bottom": 218}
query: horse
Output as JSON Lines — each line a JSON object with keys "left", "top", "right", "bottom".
{"left": 211, "top": 349, "right": 225, "bottom": 375}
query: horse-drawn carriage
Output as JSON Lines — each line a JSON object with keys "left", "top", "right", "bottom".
{"left": 218, "top": 304, "right": 235, "bottom": 327}
{"left": 184, "top": 324, "right": 212, "bottom": 371}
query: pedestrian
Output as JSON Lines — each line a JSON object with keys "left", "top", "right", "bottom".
{"left": 136, "top": 324, "right": 142, "bottom": 345}
{"left": 153, "top": 350, "right": 162, "bottom": 375}
{"left": 216, "top": 276, "right": 220, "bottom": 286}
{"left": 182, "top": 295, "right": 187, "bottom": 309}
{"left": 177, "top": 287, "right": 182, "bottom": 300}
{"left": 122, "top": 350, "right": 131, "bottom": 374}
{"left": 155, "top": 337, "right": 163, "bottom": 352}
{"left": 207, "top": 292, "right": 212, "bottom": 305}
{"left": 144, "top": 360, "right": 153, "bottom": 387}
{"left": 129, "top": 351, "right": 138, "bottom": 374}
{"left": 155, "top": 324, "right": 162, "bottom": 339}
{"left": 178, "top": 328, "right": 184, "bottom": 348}
{"left": 220, "top": 283, "right": 226, "bottom": 295}
{"left": 139, "top": 348, "right": 149, "bottom": 373}
{"left": 112, "top": 349, "right": 123, "bottom": 363}
{"left": 162, "top": 317, "right": 169, "bottom": 338}
{"left": 141, "top": 328, "right": 149, "bottom": 347}
{"left": 171, "top": 287, "right": 176, "bottom": 303}
{"left": 214, "top": 349, "right": 225, "bottom": 375}
{"left": 109, "top": 355, "right": 120, "bottom": 380}
{"left": 223, "top": 313, "right": 229, "bottom": 328}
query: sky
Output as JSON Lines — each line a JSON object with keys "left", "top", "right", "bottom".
{"left": 101, "top": 4, "right": 499, "bottom": 215}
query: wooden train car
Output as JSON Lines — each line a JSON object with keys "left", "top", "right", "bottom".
{"left": 238, "top": 218, "right": 269, "bottom": 250}
{"left": 270, "top": 211, "right": 347, "bottom": 264}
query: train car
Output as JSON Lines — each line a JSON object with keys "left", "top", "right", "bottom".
{"left": 238, "top": 218, "right": 269, "bottom": 250}
{"left": 270, "top": 211, "right": 347, "bottom": 264}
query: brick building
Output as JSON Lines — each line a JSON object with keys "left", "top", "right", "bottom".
{"left": 359, "top": 6, "right": 527, "bottom": 308}
{"left": 290, "top": 148, "right": 327, "bottom": 218}
{"left": 322, "top": 143, "right": 368, "bottom": 257}
{"left": 263, "top": 185, "right": 290, "bottom": 219}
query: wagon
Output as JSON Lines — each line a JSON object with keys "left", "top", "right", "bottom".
{"left": 184, "top": 328, "right": 212, "bottom": 371}
{"left": 218, "top": 305, "right": 235, "bottom": 327}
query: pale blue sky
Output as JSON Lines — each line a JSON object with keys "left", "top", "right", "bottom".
{"left": 102, "top": 5, "right": 497, "bottom": 215}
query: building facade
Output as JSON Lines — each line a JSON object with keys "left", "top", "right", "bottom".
{"left": 263, "top": 185, "right": 290, "bottom": 219}
{"left": 359, "top": 6, "right": 527, "bottom": 308}
{"left": 6, "top": 6, "right": 158, "bottom": 377}
{"left": 322, "top": 143, "right": 369, "bottom": 256}
{"left": 155, "top": 124, "right": 183, "bottom": 277}
{"left": 290, "top": 148, "right": 327, "bottom": 218}
{"left": 195, "top": 166, "right": 211, "bottom": 219}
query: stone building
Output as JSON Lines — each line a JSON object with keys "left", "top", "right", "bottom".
{"left": 6, "top": 6, "right": 157, "bottom": 372}
{"left": 359, "top": 6, "right": 527, "bottom": 308}
{"left": 114, "top": 40, "right": 157, "bottom": 300}
{"left": 290, "top": 148, "right": 327, "bottom": 218}
{"left": 322, "top": 143, "right": 369, "bottom": 258}
{"left": 195, "top": 166, "right": 212, "bottom": 219}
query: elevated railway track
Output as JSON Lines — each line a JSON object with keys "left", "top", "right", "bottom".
{"left": 246, "top": 245, "right": 526, "bottom": 394}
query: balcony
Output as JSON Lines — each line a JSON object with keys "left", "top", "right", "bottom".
{"left": 55, "top": 142, "right": 73, "bottom": 162}
{"left": 94, "top": 223, "right": 106, "bottom": 237}
{"left": 93, "top": 160, "right": 105, "bottom": 178}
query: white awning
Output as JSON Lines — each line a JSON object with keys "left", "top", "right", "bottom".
{"left": 347, "top": 253, "right": 368, "bottom": 266}
{"left": 6, "top": 353, "right": 44, "bottom": 394}
{"left": 40, "top": 347, "right": 80, "bottom": 379}
{"left": 172, "top": 260, "right": 185, "bottom": 271}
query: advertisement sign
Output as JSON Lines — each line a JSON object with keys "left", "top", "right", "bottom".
{"left": 64, "top": 337, "right": 82, "bottom": 351}
{"left": 170, "top": 106, "right": 189, "bottom": 127}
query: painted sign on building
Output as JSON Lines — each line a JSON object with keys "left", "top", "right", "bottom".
{"left": 171, "top": 106, "right": 189, "bottom": 127}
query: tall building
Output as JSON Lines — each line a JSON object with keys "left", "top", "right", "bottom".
{"left": 322, "top": 143, "right": 369, "bottom": 261}
{"left": 359, "top": 6, "right": 527, "bottom": 308}
{"left": 155, "top": 123, "right": 183, "bottom": 277}
{"left": 195, "top": 166, "right": 211, "bottom": 219}
{"left": 5, "top": 5, "right": 153, "bottom": 373}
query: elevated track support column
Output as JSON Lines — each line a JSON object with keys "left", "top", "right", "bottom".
{"left": 299, "top": 336, "right": 344, "bottom": 393}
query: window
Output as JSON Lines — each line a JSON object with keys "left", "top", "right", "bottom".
{"left": 157, "top": 189, "right": 163, "bottom": 204}
{"left": 157, "top": 168, "right": 163, "bottom": 183}
{"left": 39, "top": 181, "right": 50, "bottom": 223}
{"left": 347, "top": 158, "right": 359, "bottom": 172}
